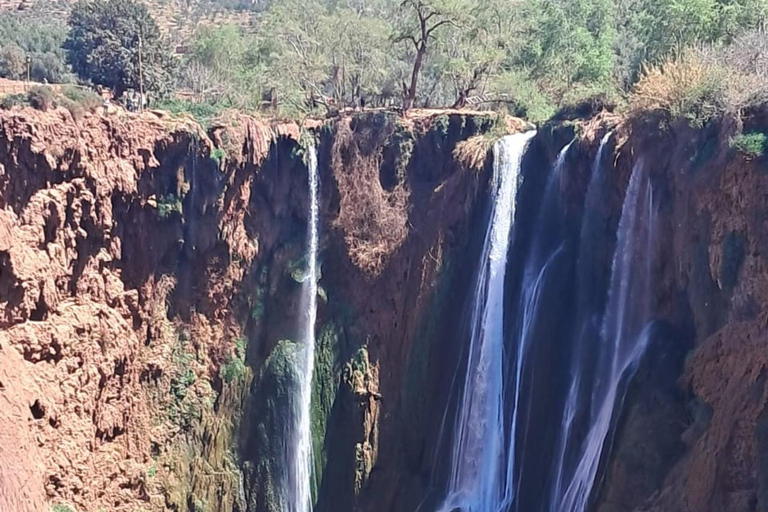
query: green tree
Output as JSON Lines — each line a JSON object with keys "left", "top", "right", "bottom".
{"left": 519, "top": 0, "right": 616, "bottom": 98}
{"left": 0, "top": 12, "right": 72, "bottom": 83}
{"left": 715, "top": 0, "right": 768, "bottom": 40}
{"left": 635, "top": 0, "right": 718, "bottom": 62}
{"left": 322, "top": 7, "right": 396, "bottom": 106}
{"left": 255, "top": 0, "right": 329, "bottom": 112}
{"left": 0, "top": 43, "right": 26, "bottom": 79}
{"left": 182, "top": 24, "right": 254, "bottom": 104}
{"left": 394, "top": 0, "right": 470, "bottom": 109}
{"left": 65, "top": 0, "right": 174, "bottom": 96}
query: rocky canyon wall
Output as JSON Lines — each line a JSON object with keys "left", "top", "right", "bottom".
{"left": 1, "top": 102, "right": 767, "bottom": 512}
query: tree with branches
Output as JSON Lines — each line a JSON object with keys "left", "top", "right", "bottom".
{"left": 394, "top": 0, "right": 467, "bottom": 110}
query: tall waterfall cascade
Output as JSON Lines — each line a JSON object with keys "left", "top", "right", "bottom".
{"left": 554, "top": 160, "right": 658, "bottom": 512}
{"left": 438, "top": 131, "right": 535, "bottom": 512}
{"left": 438, "top": 133, "right": 659, "bottom": 512}
{"left": 287, "top": 143, "right": 320, "bottom": 512}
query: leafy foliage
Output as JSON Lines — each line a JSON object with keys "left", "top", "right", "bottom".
{"left": 0, "top": 93, "right": 28, "bottom": 109}
{"left": 65, "top": 0, "right": 175, "bottom": 96}
{"left": 220, "top": 337, "right": 248, "bottom": 384}
{"left": 0, "top": 12, "right": 73, "bottom": 83}
{"left": 157, "top": 194, "right": 184, "bottom": 218}
{"left": 210, "top": 147, "right": 227, "bottom": 166}
{"left": 27, "top": 85, "right": 55, "bottom": 111}
{"left": 0, "top": 0, "right": 764, "bottom": 121}
{"left": 731, "top": 132, "right": 767, "bottom": 157}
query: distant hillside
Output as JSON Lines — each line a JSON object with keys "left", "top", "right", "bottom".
{"left": 0, "top": 0, "right": 265, "bottom": 45}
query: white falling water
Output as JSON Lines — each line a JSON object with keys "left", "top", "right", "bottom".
{"left": 288, "top": 142, "right": 320, "bottom": 512}
{"left": 438, "top": 131, "right": 535, "bottom": 512}
{"left": 548, "top": 131, "right": 613, "bottom": 507}
{"left": 555, "top": 159, "right": 657, "bottom": 512}
{"left": 500, "top": 141, "right": 572, "bottom": 511}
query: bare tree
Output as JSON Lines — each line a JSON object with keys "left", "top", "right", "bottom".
{"left": 394, "top": 0, "right": 460, "bottom": 110}
{"left": 178, "top": 60, "right": 228, "bottom": 102}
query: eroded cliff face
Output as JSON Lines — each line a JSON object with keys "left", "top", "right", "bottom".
{"left": 531, "top": 110, "right": 768, "bottom": 512}
{"left": 602, "top": 112, "right": 768, "bottom": 512}
{"left": 0, "top": 106, "right": 522, "bottom": 512}
{"left": 2, "top": 101, "right": 767, "bottom": 512}
{"left": 0, "top": 107, "right": 278, "bottom": 512}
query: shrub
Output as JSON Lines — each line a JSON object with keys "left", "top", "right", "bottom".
{"left": 62, "top": 85, "right": 102, "bottom": 111}
{"left": 155, "top": 99, "right": 226, "bottom": 128}
{"left": 31, "top": 52, "right": 69, "bottom": 84}
{"left": 488, "top": 70, "right": 556, "bottom": 124}
{"left": 730, "top": 132, "right": 767, "bottom": 157}
{"left": 0, "top": 43, "right": 25, "bottom": 79}
{"left": 220, "top": 356, "right": 247, "bottom": 384}
{"left": 59, "top": 97, "right": 84, "bottom": 121}
{"left": 220, "top": 338, "right": 248, "bottom": 384}
{"left": 27, "top": 85, "right": 55, "bottom": 111}
{"left": 699, "top": 29, "right": 768, "bottom": 112}
{"left": 454, "top": 135, "right": 494, "bottom": 171}
{"left": 157, "top": 194, "right": 183, "bottom": 218}
{"left": 210, "top": 147, "right": 226, "bottom": 165}
{"left": 630, "top": 53, "right": 727, "bottom": 127}
{"left": 52, "top": 505, "right": 75, "bottom": 512}
{"left": 0, "top": 93, "right": 28, "bottom": 109}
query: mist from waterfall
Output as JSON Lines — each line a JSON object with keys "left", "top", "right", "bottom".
{"left": 286, "top": 142, "right": 320, "bottom": 512}
{"left": 437, "top": 131, "right": 535, "bottom": 512}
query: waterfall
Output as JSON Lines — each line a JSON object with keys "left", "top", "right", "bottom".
{"left": 438, "top": 131, "right": 535, "bottom": 512}
{"left": 502, "top": 140, "right": 572, "bottom": 511}
{"left": 287, "top": 142, "right": 320, "bottom": 512}
{"left": 554, "top": 159, "right": 658, "bottom": 512}
{"left": 548, "top": 131, "right": 613, "bottom": 508}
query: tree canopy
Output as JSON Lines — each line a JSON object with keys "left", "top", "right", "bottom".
{"left": 0, "top": 0, "right": 765, "bottom": 120}
{"left": 65, "top": 0, "right": 174, "bottom": 95}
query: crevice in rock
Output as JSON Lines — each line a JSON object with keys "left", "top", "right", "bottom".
{"left": 30, "top": 399, "right": 45, "bottom": 419}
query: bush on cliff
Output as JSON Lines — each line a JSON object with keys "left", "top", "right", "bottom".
{"left": 331, "top": 117, "right": 410, "bottom": 276}
{"left": 630, "top": 30, "right": 768, "bottom": 127}
{"left": 62, "top": 85, "right": 102, "bottom": 111}
{"left": 731, "top": 132, "right": 767, "bottom": 157}
{"left": 27, "top": 85, "right": 55, "bottom": 111}
{"left": 0, "top": 93, "right": 28, "bottom": 109}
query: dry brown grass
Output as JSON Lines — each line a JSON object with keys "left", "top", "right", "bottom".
{"left": 630, "top": 40, "right": 768, "bottom": 125}
{"left": 630, "top": 53, "right": 727, "bottom": 124}
{"left": 331, "top": 118, "right": 410, "bottom": 276}
{"left": 454, "top": 134, "right": 494, "bottom": 171}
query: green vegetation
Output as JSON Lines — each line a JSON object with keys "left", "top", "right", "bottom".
{"left": 27, "top": 85, "right": 55, "bottom": 111}
{"left": 210, "top": 147, "right": 226, "bottom": 166}
{"left": 220, "top": 337, "right": 248, "bottom": 384}
{"left": 0, "top": 93, "right": 27, "bottom": 109}
{"left": 154, "top": 99, "right": 226, "bottom": 127}
{"left": 248, "top": 339, "right": 303, "bottom": 512}
{"left": 157, "top": 194, "right": 184, "bottom": 218}
{"left": 65, "top": 0, "right": 174, "bottom": 96}
{"left": 0, "top": 12, "right": 72, "bottom": 83}
{"left": 163, "top": 0, "right": 768, "bottom": 120}
{"left": 310, "top": 321, "right": 345, "bottom": 500}
{"left": 731, "top": 132, "right": 768, "bottom": 157}
{"left": 52, "top": 505, "right": 75, "bottom": 512}
{"left": 0, "top": 0, "right": 764, "bottom": 123}
{"left": 0, "top": 84, "right": 103, "bottom": 120}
